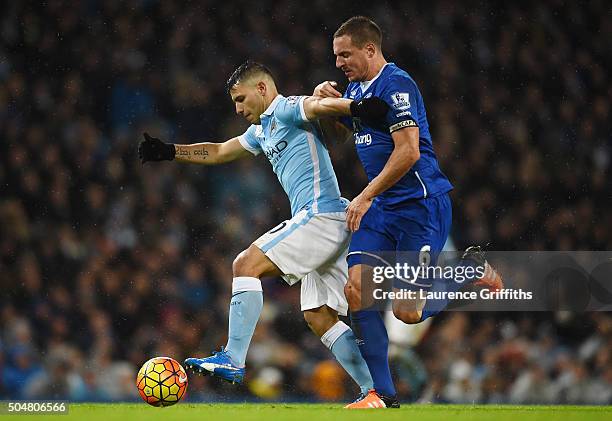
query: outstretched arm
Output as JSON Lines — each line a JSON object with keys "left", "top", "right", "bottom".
{"left": 302, "top": 96, "right": 352, "bottom": 120}
{"left": 174, "top": 137, "right": 251, "bottom": 164}
{"left": 302, "top": 96, "right": 389, "bottom": 124}
{"left": 139, "top": 133, "right": 251, "bottom": 165}
{"left": 311, "top": 81, "right": 353, "bottom": 144}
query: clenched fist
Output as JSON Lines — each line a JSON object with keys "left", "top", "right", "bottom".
{"left": 138, "top": 132, "right": 175, "bottom": 163}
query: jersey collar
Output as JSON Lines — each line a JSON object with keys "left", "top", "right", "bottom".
{"left": 359, "top": 63, "right": 390, "bottom": 92}
{"left": 261, "top": 94, "right": 283, "bottom": 117}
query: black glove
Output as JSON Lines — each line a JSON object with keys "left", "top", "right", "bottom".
{"left": 350, "top": 97, "right": 389, "bottom": 127}
{"left": 138, "top": 132, "right": 176, "bottom": 163}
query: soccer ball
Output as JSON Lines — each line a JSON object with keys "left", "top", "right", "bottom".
{"left": 136, "top": 357, "right": 188, "bottom": 407}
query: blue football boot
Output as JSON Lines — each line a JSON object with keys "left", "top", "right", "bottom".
{"left": 184, "top": 347, "right": 245, "bottom": 384}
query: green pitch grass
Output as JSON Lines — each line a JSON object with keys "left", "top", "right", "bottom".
{"left": 21, "top": 403, "right": 612, "bottom": 420}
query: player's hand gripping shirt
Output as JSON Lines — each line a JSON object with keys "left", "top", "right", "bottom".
{"left": 343, "top": 63, "right": 453, "bottom": 208}
{"left": 239, "top": 95, "right": 346, "bottom": 216}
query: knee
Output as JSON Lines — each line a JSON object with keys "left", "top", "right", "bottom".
{"left": 392, "top": 307, "right": 421, "bottom": 324}
{"left": 344, "top": 281, "right": 362, "bottom": 311}
{"left": 232, "top": 248, "right": 257, "bottom": 277}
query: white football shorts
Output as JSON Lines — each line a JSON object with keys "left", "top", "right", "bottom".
{"left": 253, "top": 209, "right": 350, "bottom": 316}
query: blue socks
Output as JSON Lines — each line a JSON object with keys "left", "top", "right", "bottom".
{"left": 225, "top": 277, "right": 263, "bottom": 367}
{"left": 321, "top": 321, "right": 373, "bottom": 395}
{"left": 350, "top": 310, "right": 396, "bottom": 397}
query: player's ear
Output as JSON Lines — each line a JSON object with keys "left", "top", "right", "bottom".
{"left": 365, "top": 42, "right": 376, "bottom": 58}
{"left": 256, "top": 81, "right": 266, "bottom": 96}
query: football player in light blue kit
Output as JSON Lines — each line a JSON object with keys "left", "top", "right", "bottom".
{"left": 138, "top": 61, "right": 389, "bottom": 401}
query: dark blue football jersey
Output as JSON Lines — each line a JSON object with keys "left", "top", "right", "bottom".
{"left": 343, "top": 63, "right": 453, "bottom": 208}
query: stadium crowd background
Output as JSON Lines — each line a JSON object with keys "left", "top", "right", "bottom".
{"left": 1, "top": 0, "right": 611, "bottom": 404}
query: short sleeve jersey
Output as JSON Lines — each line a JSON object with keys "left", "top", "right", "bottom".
{"left": 239, "top": 95, "right": 346, "bottom": 216}
{"left": 343, "top": 63, "right": 453, "bottom": 208}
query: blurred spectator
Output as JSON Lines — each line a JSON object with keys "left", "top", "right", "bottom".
{"left": 310, "top": 360, "right": 347, "bottom": 401}
{"left": 3, "top": 345, "right": 41, "bottom": 399}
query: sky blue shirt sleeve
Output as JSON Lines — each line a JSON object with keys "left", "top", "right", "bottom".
{"left": 238, "top": 124, "right": 262, "bottom": 155}
{"left": 381, "top": 76, "right": 420, "bottom": 133}
{"left": 273, "top": 96, "right": 309, "bottom": 126}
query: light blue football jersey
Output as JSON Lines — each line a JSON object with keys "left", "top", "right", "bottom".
{"left": 238, "top": 95, "right": 346, "bottom": 216}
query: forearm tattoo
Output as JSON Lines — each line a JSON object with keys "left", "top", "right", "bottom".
{"left": 176, "top": 147, "right": 190, "bottom": 156}
{"left": 194, "top": 148, "right": 209, "bottom": 158}
{"left": 176, "top": 147, "right": 208, "bottom": 159}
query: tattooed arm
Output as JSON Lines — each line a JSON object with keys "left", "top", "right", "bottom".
{"left": 174, "top": 137, "right": 251, "bottom": 165}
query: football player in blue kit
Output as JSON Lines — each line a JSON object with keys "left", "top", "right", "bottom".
{"left": 314, "top": 16, "right": 502, "bottom": 408}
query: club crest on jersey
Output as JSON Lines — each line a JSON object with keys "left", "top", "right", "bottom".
{"left": 350, "top": 89, "right": 359, "bottom": 98}
{"left": 391, "top": 92, "right": 410, "bottom": 110}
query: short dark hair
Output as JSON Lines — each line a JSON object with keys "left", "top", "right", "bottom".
{"left": 334, "top": 16, "right": 382, "bottom": 48}
{"left": 226, "top": 61, "right": 274, "bottom": 93}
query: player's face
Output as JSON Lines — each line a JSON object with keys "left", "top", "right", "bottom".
{"left": 333, "top": 35, "right": 370, "bottom": 82}
{"left": 230, "top": 82, "right": 266, "bottom": 124}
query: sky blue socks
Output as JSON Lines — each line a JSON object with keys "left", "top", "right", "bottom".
{"left": 225, "top": 277, "right": 263, "bottom": 367}
{"left": 321, "top": 321, "right": 374, "bottom": 395}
